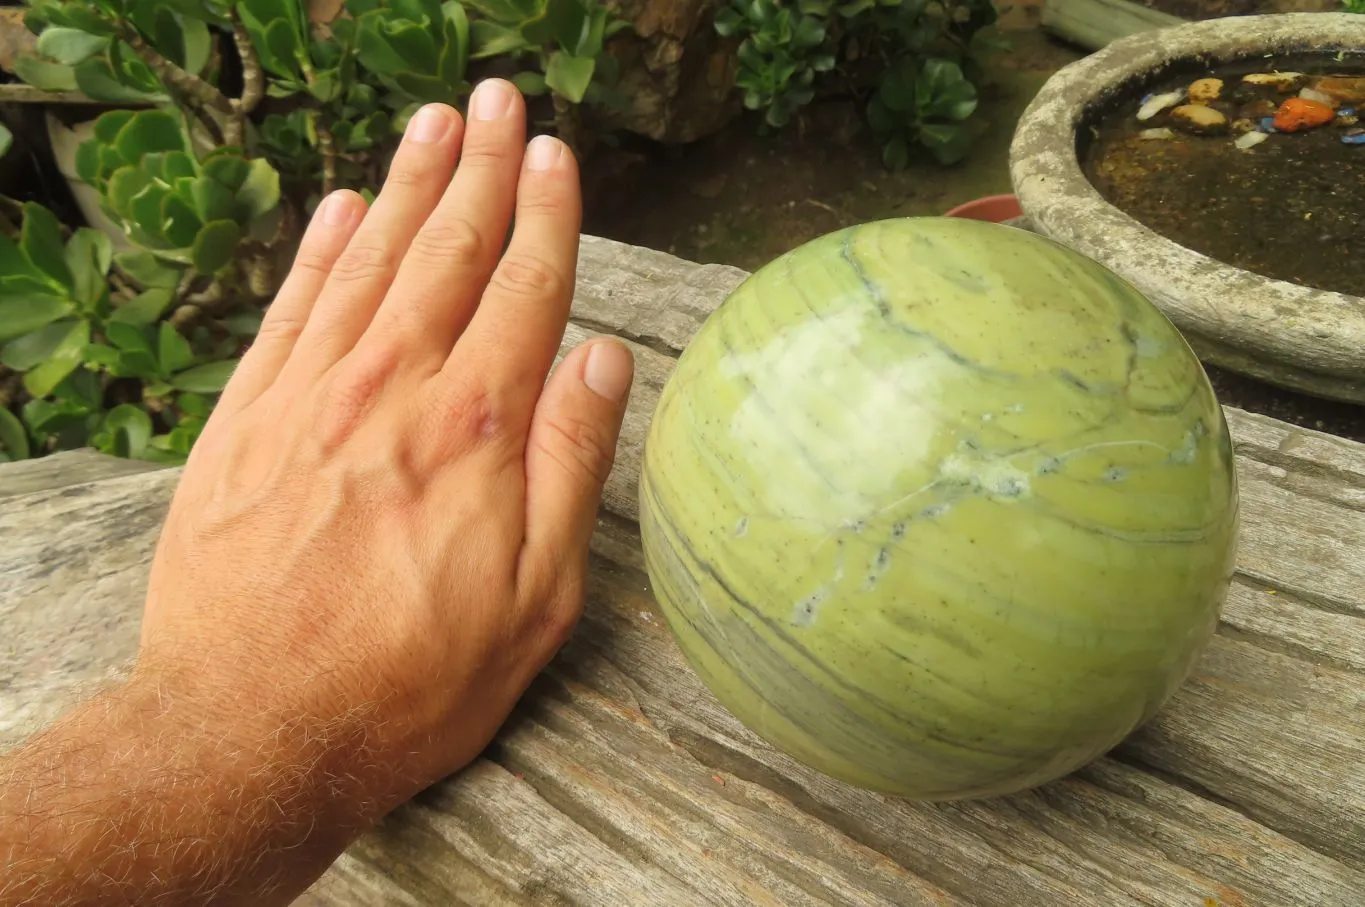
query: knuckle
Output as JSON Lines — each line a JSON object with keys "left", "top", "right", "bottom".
{"left": 253, "top": 312, "right": 306, "bottom": 348}
{"left": 315, "top": 347, "right": 400, "bottom": 447}
{"left": 408, "top": 216, "right": 485, "bottom": 267}
{"left": 328, "top": 240, "right": 399, "bottom": 286}
{"left": 490, "top": 252, "right": 566, "bottom": 300}
{"left": 430, "top": 376, "right": 509, "bottom": 448}
{"left": 537, "top": 411, "right": 615, "bottom": 488}
{"left": 289, "top": 246, "right": 339, "bottom": 278}
{"left": 524, "top": 572, "right": 586, "bottom": 651}
{"left": 382, "top": 154, "right": 442, "bottom": 188}
{"left": 458, "top": 141, "right": 514, "bottom": 170}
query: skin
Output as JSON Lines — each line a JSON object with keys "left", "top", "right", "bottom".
{"left": 0, "top": 79, "right": 635, "bottom": 906}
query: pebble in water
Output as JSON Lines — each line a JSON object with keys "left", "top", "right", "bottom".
{"left": 1139, "top": 127, "right": 1176, "bottom": 140}
{"left": 1344, "top": 128, "right": 1365, "bottom": 146}
{"left": 1235, "top": 131, "right": 1269, "bottom": 151}
{"left": 1314, "top": 76, "right": 1365, "bottom": 107}
{"left": 1239, "top": 98, "right": 1279, "bottom": 120}
{"left": 1137, "top": 90, "right": 1185, "bottom": 121}
{"left": 1243, "top": 71, "right": 1305, "bottom": 92}
{"left": 1298, "top": 87, "right": 1338, "bottom": 108}
{"left": 1273, "top": 97, "right": 1335, "bottom": 133}
{"left": 1188, "top": 78, "right": 1224, "bottom": 104}
{"left": 1170, "top": 104, "right": 1229, "bottom": 135}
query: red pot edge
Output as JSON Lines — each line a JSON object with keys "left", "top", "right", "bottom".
{"left": 943, "top": 194, "right": 1024, "bottom": 223}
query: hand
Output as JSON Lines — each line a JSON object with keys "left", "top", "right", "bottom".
{"left": 137, "top": 80, "right": 634, "bottom": 815}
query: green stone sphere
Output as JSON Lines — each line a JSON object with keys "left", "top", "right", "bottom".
{"left": 638, "top": 217, "right": 1239, "bottom": 801}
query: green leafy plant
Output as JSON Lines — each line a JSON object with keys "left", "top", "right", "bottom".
{"left": 866, "top": 56, "right": 976, "bottom": 167}
{"left": 715, "top": 0, "right": 833, "bottom": 128}
{"left": 0, "top": 203, "right": 238, "bottom": 463}
{"left": 463, "top": 0, "right": 629, "bottom": 147}
{"left": 1344, "top": 0, "right": 1365, "bottom": 13}
{"left": 4, "top": 0, "right": 626, "bottom": 462}
{"left": 714, "top": 0, "right": 1001, "bottom": 166}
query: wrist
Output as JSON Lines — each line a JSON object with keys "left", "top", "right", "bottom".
{"left": 1, "top": 667, "right": 390, "bottom": 906}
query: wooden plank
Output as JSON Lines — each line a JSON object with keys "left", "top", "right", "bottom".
{"left": 1040, "top": 0, "right": 1184, "bottom": 51}
{"left": 0, "top": 448, "right": 165, "bottom": 499}
{"left": 3, "top": 237, "right": 1364, "bottom": 903}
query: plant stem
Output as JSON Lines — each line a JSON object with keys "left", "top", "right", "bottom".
{"left": 551, "top": 93, "right": 582, "bottom": 156}
{"left": 227, "top": 14, "right": 265, "bottom": 147}
{"left": 316, "top": 120, "right": 338, "bottom": 197}
{"left": 117, "top": 26, "right": 233, "bottom": 117}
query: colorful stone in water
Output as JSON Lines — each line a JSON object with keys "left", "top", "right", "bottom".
{"left": 639, "top": 218, "right": 1240, "bottom": 800}
{"left": 1273, "top": 97, "right": 1335, "bottom": 132}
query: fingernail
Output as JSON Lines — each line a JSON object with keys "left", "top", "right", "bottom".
{"left": 526, "top": 135, "right": 563, "bottom": 172}
{"left": 319, "top": 191, "right": 352, "bottom": 226}
{"left": 472, "top": 79, "right": 513, "bottom": 121}
{"left": 406, "top": 105, "right": 451, "bottom": 143}
{"left": 583, "top": 340, "right": 634, "bottom": 403}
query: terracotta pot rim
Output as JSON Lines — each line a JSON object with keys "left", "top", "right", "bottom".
{"left": 943, "top": 194, "right": 1024, "bottom": 222}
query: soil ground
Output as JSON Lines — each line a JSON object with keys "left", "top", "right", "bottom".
{"left": 584, "top": 23, "right": 1080, "bottom": 272}
{"left": 583, "top": 13, "right": 1365, "bottom": 442}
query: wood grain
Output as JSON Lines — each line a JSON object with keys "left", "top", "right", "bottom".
{"left": 2, "top": 237, "right": 1363, "bottom": 904}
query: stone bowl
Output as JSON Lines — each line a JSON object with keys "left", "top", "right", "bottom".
{"left": 1010, "top": 13, "right": 1365, "bottom": 404}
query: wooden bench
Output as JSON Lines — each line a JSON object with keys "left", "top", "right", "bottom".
{"left": 2, "top": 236, "right": 1363, "bottom": 906}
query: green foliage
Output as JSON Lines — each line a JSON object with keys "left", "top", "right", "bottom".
{"left": 75, "top": 109, "right": 278, "bottom": 273}
{"left": 867, "top": 56, "right": 976, "bottom": 166}
{"left": 1344, "top": 0, "right": 1365, "bottom": 13}
{"left": 0, "top": 204, "right": 241, "bottom": 462}
{"left": 715, "top": 0, "right": 1000, "bottom": 165}
{"left": 716, "top": 0, "right": 832, "bottom": 128}
{"left": 465, "top": 0, "right": 629, "bottom": 104}
{"left": 6, "top": 0, "right": 626, "bottom": 463}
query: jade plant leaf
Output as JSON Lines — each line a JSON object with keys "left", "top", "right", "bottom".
{"left": 469, "top": 20, "right": 527, "bottom": 58}
{"left": 13, "top": 55, "right": 78, "bottom": 92}
{"left": 191, "top": 177, "right": 236, "bottom": 223}
{"left": 35, "top": 28, "right": 110, "bottom": 65}
{"left": 64, "top": 228, "right": 112, "bottom": 306}
{"left": 20, "top": 203, "right": 74, "bottom": 290}
{"left": 158, "top": 322, "right": 195, "bottom": 374}
{"left": 0, "top": 295, "right": 73, "bottom": 343}
{"left": 114, "top": 251, "right": 184, "bottom": 289}
{"left": 237, "top": 160, "right": 282, "bottom": 220}
{"left": 101, "top": 403, "right": 153, "bottom": 457}
{"left": 114, "top": 110, "right": 189, "bottom": 163}
{"left": 203, "top": 155, "right": 252, "bottom": 192}
{"left": 0, "top": 406, "right": 29, "bottom": 461}
{"left": 172, "top": 359, "right": 237, "bottom": 393}
{"left": 74, "top": 56, "right": 167, "bottom": 103}
{"left": 2, "top": 318, "right": 80, "bottom": 370}
{"left": 190, "top": 220, "right": 242, "bottom": 274}
{"left": 109, "top": 288, "right": 176, "bottom": 325}
{"left": 161, "top": 194, "right": 205, "bottom": 248}
{"left": 22, "top": 319, "right": 90, "bottom": 397}
{"left": 544, "top": 51, "right": 594, "bottom": 102}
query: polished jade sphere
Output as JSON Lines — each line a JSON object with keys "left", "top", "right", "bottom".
{"left": 638, "top": 217, "right": 1239, "bottom": 800}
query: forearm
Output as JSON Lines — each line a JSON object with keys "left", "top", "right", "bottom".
{"left": 0, "top": 671, "right": 385, "bottom": 906}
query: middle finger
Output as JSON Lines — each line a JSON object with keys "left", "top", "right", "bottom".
{"left": 281, "top": 103, "right": 464, "bottom": 383}
{"left": 360, "top": 79, "right": 526, "bottom": 369}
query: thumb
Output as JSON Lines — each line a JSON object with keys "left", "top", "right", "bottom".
{"left": 519, "top": 338, "right": 635, "bottom": 589}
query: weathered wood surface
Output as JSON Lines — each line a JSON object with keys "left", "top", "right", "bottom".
{"left": 3, "top": 235, "right": 1364, "bottom": 905}
{"left": 1040, "top": 0, "right": 1184, "bottom": 50}
{"left": 0, "top": 447, "right": 163, "bottom": 500}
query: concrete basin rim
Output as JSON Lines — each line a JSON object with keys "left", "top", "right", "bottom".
{"left": 1009, "top": 13, "right": 1365, "bottom": 376}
